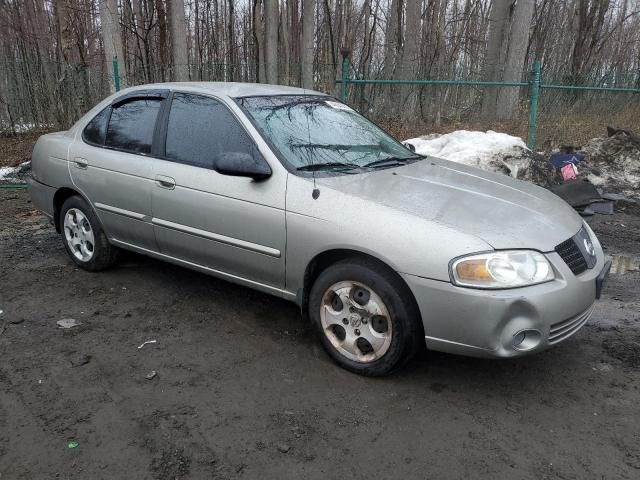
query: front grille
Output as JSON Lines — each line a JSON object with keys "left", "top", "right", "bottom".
{"left": 555, "top": 237, "right": 588, "bottom": 274}
{"left": 549, "top": 304, "right": 594, "bottom": 344}
{"left": 555, "top": 226, "right": 597, "bottom": 275}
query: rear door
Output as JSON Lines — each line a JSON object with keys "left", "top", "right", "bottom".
{"left": 151, "top": 92, "right": 286, "bottom": 288}
{"left": 70, "top": 91, "right": 168, "bottom": 251}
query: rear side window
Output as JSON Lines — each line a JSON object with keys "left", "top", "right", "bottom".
{"left": 165, "top": 93, "right": 262, "bottom": 169}
{"left": 82, "top": 107, "right": 110, "bottom": 145}
{"left": 105, "top": 99, "right": 162, "bottom": 154}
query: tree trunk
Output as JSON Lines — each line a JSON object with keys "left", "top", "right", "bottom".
{"left": 400, "top": 0, "right": 421, "bottom": 121}
{"left": 380, "top": 0, "right": 402, "bottom": 117}
{"left": 496, "top": 0, "right": 535, "bottom": 120}
{"left": 169, "top": 0, "right": 189, "bottom": 81}
{"left": 156, "top": 0, "right": 169, "bottom": 81}
{"left": 281, "top": 2, "right": 290, "bottom": 84}
{"left": 264, "top": 0, "right": 279, "bottom": 84}
{"left": 382, "top": 0, "right": 401, "bottom": 80}
{"left": 430, "top": 0, "right": 448, "bottom": 126}
{"left": 302, "top": 0, "right": 315, "bottom": 89}
{"left": 99, "top": 0, "right": 126, "bottom": 92}
{"left": 253, "top": 0, "right": 266, "bottom": 83}
{"left": 228, "top": 0, "right": 236, "bottom": 80}
{"left": 480, "top": 0, "right": 510, "bottom": 119}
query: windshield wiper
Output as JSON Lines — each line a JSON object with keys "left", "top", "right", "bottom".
{"left": 290, "top": 143, "right": 382, "bottom": 153}
{"left": 363, "top": 155, "right": 423, "bottom": 169}
{"left": 296, "top": 162, "right": 362, "bottom": 172}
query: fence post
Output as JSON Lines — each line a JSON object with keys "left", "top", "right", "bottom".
{"left": 340, "top": 47, "right": 351, "bottom": 102}
{"left": 112, "top": 56, "right": 120, "bottom": 92}
{"left": 527, "top": 61, "right": 541, "bottom": 149}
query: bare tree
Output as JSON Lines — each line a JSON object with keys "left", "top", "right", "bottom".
{"left": 99, "top": 0, "right": 126, "bottom": 91}
{"left": 481, "top": 0, "right": 511, "bottom": 118}
{"left": 382, "top": 0, "right": 402, "bottom": 81}
{"left": 253, "top": 0, "right": 267, "bottom": 83}
{"left": 302, "top": 0, "right": 315, "bottom": 89}
{"left": 497, "top": 0, "right": 535, "bottom": 119}
{"left": 380, "top": 0, "right": 402, "bottom": 115}
{"left": 264, "top": 0, "right": 279, "bottom": 83}
{"left": 169, "top": 0, "right": 189, "bottom": 81}
{"left": 400, "top": 0, "right": 421, "bottom": 121}
{"left": 3, "top": 0, "right": 640, "bottom": 136}
{"left": 570, "top": 0, "right": 612, "bottom": 81}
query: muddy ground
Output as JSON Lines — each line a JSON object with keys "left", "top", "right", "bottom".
{"left": 0, "top": 189, "right": 639, "bottom": 480}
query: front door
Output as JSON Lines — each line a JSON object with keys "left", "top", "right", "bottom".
{"left": 151, "top": 92, "right": 286, "bottom": 288}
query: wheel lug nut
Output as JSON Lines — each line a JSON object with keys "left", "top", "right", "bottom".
{"left": 342, "top": 318, "right": 348, "bottom": 325}
{"left": 355, "top": 329, "right": 360, "bottom": 336}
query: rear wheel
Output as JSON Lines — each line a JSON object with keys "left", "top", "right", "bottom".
{"left": 60, "top": 196, "right": 119, "bottom": 271}
{"left": 309, "top": 258, "right": 421, "bottom": 376}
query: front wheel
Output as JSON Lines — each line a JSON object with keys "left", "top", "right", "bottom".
{"left": 309, "top": 258, "right": 421, "bottom": 376}
{"left": 60, "top": 196, "right": 119, "bottom": 271}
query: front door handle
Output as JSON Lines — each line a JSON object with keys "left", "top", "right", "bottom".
{"left": 74, "top": 158, "right": 88, "bottom": 169}
{"left": 155, "top": 175, "right": 176, "bottom": 190}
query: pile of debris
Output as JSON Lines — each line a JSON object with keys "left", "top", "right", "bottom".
{"left": 579, "top": 127, "right": 640, "bottom": 198}
{"left": 545, "top": 127, "right": 639, "bottom": 216}
{"left": 404, "top": 128, "right": 639, "bottom": 216}
{"left": 548, "top": 180, "right": 636, "bottom": 216}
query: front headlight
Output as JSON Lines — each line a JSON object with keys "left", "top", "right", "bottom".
{"left": 450, "top": 250, "right": 555, "bottom": 288}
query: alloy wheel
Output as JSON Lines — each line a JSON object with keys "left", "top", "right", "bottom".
{"left": 63, "top": 208, "right": 95, "bottom": 262}
{"left": 320, "top": 281, "right": 392, "bottom": 363}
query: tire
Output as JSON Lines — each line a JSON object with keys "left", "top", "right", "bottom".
{"left": 59, "top": 195, "right": 119, "bottom": 271}
{"left": 308, "top": 257, "right": 422, "bottom": 376}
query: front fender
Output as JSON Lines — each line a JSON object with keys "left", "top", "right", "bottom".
{"left": 284, "top": 175, "right": 491, "bottom": 292}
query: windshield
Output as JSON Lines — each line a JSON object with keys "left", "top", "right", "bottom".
{"left": 237, "top": 95, "right": 421, "bottom": 173}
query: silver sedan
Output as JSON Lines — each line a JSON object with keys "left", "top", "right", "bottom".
{"left": 28, "top": 83, "right": 611, "bottom": 375}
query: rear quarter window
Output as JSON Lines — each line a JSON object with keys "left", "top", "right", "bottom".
{"left": 82, "top": 107, "right": 110, "bottom": 145}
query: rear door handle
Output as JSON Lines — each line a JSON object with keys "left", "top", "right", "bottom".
{"left": 74, "top": 158, "right": 88, "bottom": 169}
{"left": 155, "top": 175, "right": 176, "bottom": 190}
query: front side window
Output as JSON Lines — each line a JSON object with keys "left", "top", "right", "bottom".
{"left": 105, "top": 99, "right": 162, "bottom": 154}
{"left": 237, "top": 95, "right": 419, "bottom": 174}
{"left": 165, "top": 93, "right": 263, "bottom": 169}
{"left": 83, "top": 106, "right": 110, "bottom": 145}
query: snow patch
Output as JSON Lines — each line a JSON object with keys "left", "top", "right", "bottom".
{"left": 0, "top": 161, "right": 31, "bottom": 182}
{"left": 404, "top": 130, "right": 533, "bottom": 179}
{"left": 0, "top": 166, "right": 18, "bottom": 179}
{"left": 0, "top": 123, "right": 53, "bottom": 134}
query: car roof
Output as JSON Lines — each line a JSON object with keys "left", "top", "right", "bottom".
{"left": 121, "top": 82, "right": 328, "bottom": 98}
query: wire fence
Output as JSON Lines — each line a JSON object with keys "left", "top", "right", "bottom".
{"left": 2, "top": 56, "right": 640, "bottom": 187}
{"left": 338, "top": 58, "right": 640, "bottom": 150}
{"left": 0, "top": 59, "right": 343, "bottom": 137}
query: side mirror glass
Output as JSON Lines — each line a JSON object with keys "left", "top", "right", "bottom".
{"left": 214, "top": 152, "right": 272, "bottom": 180}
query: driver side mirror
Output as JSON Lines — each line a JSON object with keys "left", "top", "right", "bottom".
{"left": 214, "top": 152, "right": 272, "bottom": 181}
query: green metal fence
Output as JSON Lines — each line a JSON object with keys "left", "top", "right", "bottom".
{"left": 338, "top": 55, "right": 640, "bottom": 150}
{"left": 2, "top": 56, "right": 640, "bottom": 189}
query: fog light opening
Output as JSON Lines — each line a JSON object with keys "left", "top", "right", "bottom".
{"left": 512, "top": 329, "right": 542, "bottom": 351}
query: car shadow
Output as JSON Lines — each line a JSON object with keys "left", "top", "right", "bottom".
{"left": 111, "top": 249, "right": 596, "bottom": 396}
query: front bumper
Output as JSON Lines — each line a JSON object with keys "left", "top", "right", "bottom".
{"left": 402, "top": 250, "right": 609, "bottom": 358}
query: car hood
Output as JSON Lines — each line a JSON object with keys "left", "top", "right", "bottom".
{"left": 315, "top": 157, "right": 582, "bottom": 251}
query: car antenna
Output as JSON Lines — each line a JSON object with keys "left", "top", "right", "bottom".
{"left": 304, "top": 86, "right": 320, "bottom": 200}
